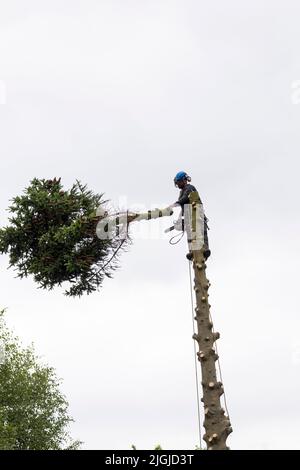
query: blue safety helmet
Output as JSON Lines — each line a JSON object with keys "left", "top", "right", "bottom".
{"left": 174, "top": 171, "right": 191, "bottom": 186}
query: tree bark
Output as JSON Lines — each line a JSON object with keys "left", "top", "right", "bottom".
{"left": 192, "top": 250, "right": 232, "bottom": 449}
{"left": 188, "top": 192, "right": 232, "bottom": 450}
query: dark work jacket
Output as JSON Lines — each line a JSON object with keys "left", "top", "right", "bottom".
{"left": 176, "top": 184, "right": 210, "bottom": 250}
{"left": 176, "top": 184, "right": 200, "bottom": 209}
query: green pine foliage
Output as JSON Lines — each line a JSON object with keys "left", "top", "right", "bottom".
{"left": 0, "top": 310, "right": 81, "bottom": 450}
{"left": 0, "top": 178, "right": 129, "bottom": 296}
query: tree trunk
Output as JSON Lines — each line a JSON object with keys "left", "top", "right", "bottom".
{"left": 188, "top": 192, "right": 232, "bottom": 450}
{"left": 192, "top": 249, "right": 232, "bottom": 449}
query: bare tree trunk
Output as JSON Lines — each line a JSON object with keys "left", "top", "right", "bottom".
{"left": 188, "top": 192, "right": 232, "bottom": 450}
{"left": 192, "top": 250, "right": 232, "bottom": 449}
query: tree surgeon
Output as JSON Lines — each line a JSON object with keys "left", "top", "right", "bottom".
{"left": 169, "top": 171, "right": 211, "bottom": 260}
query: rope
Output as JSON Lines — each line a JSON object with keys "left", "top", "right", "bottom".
{"left": 100, "top": 236, "right": 127, "bottom": 272}
{"left": 209, "top": 309, "right": 231, "bottom": 421}
{"left": 188, "top": 258, "right": 231, "bottom": 446}
{"left": 86, "top": 219, "right": 129, "bottom": 284}
{"left": 188, "top": 260, "right": 203, "bottom": 449}
{"left": 169, "top": 231, "right": 184, "bottom": 245}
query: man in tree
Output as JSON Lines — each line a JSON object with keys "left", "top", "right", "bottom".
{"left": 170, "top": 171, "right": 211, "bottom": 260}
{"left": 0, "top": 310, "right": 81, "bottom": 450}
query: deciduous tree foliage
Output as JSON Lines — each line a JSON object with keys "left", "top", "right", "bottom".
{"left": 0, "top": 178, "right": 129, "bottom": 296}
{"left": 0, "top": 310, "right": 80, "bottom": 450}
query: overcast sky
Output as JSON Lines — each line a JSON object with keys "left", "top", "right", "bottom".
{"left": 1, "top": 0, "right": 300, "bottom": 450}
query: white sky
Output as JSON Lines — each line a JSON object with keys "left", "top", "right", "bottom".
{"left": 0, "top": 0, "right": 300, "bottom": 449}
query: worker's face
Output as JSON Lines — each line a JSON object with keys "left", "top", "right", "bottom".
{"left": 177, "top": 179, "right": 186, "bottom": 189}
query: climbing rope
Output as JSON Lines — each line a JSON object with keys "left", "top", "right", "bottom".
{"left": 86, "top": 215, "right": 129, "bottom": 284}
{"left": 208, "top": 309, "right": 231, "bottom": 421}
{"left": 188, "top": 258, "right": 231, "bottom": 447}
{"left": 169, "top": 231, "right": 185, "bottom": 245}
{"left": 101, "top": 236, "right": 127, "bottom": 272}
{"left": 188, "top": 260, "right": 203, "bottom": 449}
